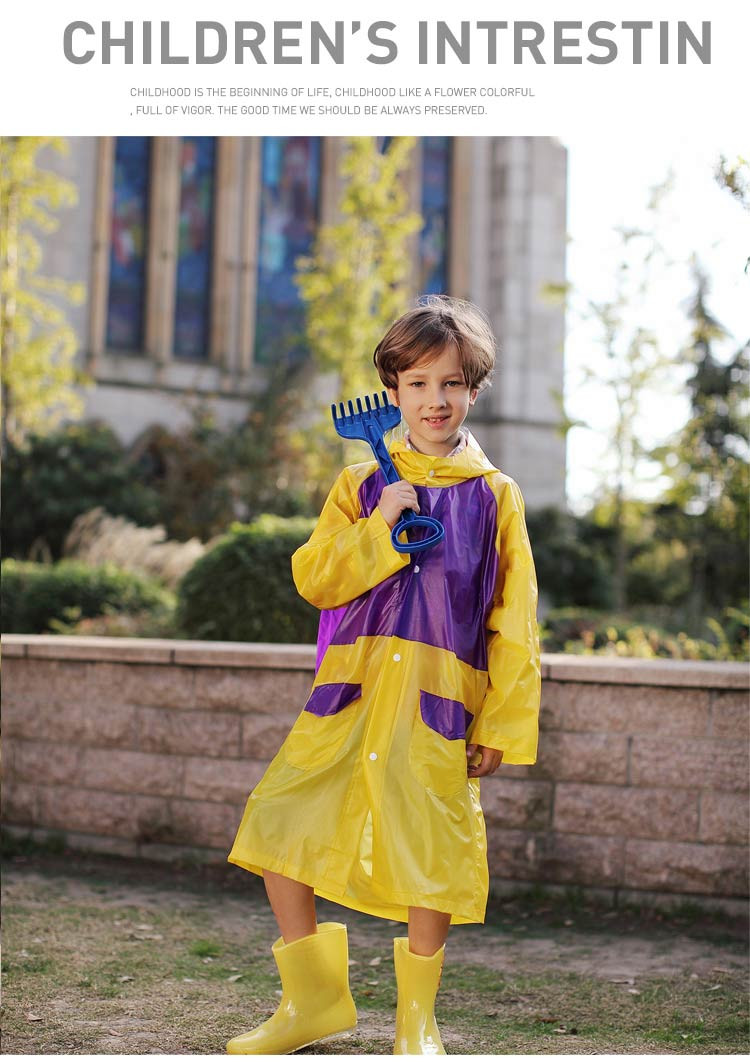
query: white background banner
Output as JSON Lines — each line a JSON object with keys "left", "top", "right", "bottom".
{"left": 1, "top": 0, "right": 746, "bottom": 136}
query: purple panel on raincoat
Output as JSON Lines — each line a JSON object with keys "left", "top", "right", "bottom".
{"left": 304, "top": 682, "right": 362, "bottom": 717}
{"left": 420, "top": 690, "right": 473, "bottom": 740}
{"left": 315, "top": 606, "right": 347, "bottom": 673}
{"left": 327, "top": 472, "right": 500, "bottom": 670}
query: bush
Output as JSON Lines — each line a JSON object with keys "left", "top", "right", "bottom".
{"left": 128, "top": 396, "right": 316, "bottom": 543}
{"left": 63, "top": 507, "right": 207, "bottom": 589}
{"left": 47, "top": 606, "right": 179, "bottom": 639}
{"left": 128, "top": 419, "right": 237, "bottom": 543}
{"left": 1, "top": 559, "right": 173, "bottom": 634}
{"left": 626, "top": 535, "right": 692, "bottom": 606}
{"left": 526, "top": 506, "right": 613, "bottom": 609}
{"left": 2, "top": 421, "right": 161, "bottom": 560}
{"left": 176, "top": 515, "right": 319, "bottom": 643}
{"left": 540, "top": 605, "right": 749, "bottom": 661}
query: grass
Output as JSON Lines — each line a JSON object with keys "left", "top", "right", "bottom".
{"left": 484, "top": 881, "right": 745, "bottom": 945}
{"left": 1, "top": 846, "right": 748, "bottom": 1054}
{"left": 441, "top": 968, "right": 749, "bottom": 1053}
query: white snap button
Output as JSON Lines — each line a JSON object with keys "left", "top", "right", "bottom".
{"left": 369, "top": 752, "right": 378, "bottom": 761}
{"left": 393, "top": 653, "right": 401, "bottom": 662}
{"left": 428, "top": 469, "right": 435, "bottom": 477}
{"left": 414, "top": 565, "right": 420, "bottom": 573}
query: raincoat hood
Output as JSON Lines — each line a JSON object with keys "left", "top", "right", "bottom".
{"left": 389, "top": 430, "right": 500, "bottom": 487}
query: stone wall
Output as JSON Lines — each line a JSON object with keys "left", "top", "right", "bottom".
{"left": 2, "top": 635, "right": 747, "bottom": 912}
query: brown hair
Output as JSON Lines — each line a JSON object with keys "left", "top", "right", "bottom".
{"left": 373, "top": 295, "right": 496, "bottom": 392}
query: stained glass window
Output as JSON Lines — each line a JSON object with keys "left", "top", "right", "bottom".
{"left": 106, "top": 137, "right": 151, "bottom": 351}
{"left": 420, "top": 137, "right": 452, "bottom": 296}
{"left": 254, "top": 137, "right": 321, "bottom": 364}
{"left": 173, "top": 137, "right": 216, "bottom": 360}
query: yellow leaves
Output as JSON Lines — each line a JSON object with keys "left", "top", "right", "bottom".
{"left": 295, "top": 136, "right": 422, "bottom": 401}
{"left": 1, "top": 136, "right": 87, "bottom": 446}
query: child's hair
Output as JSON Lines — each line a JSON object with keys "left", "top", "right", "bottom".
{"left": 373, "top": 295, "right": 496, "bottom": 392}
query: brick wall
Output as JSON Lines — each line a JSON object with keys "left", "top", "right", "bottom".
{"left": 2, "top": 635, "right": 748, "bottom": 910}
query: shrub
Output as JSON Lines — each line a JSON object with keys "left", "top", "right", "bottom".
{"left": 526, "top": 507, "right": 613, "bottom": 609}
{"left": 2, "top": 421, "right": 161, "bottom": 560}
{"left": 1, "top": 559, "right": 173, "bottom": 634}
{"left": 63, "top": 507, "right": 207, "bottom": 589}
{"left": 540, "top": 605, "right": 749, "bottom": 661}
{"left": 48, "top": 606, "right": 178, "bottom": 639}
{"left": 128, "top": 395, "right": 316, "bottom": 544}
{"left": 128, "top": 419, "right": 236, "bottom": 543}
{"left": 176, "top": 515, "right": 320, "bottom": 643}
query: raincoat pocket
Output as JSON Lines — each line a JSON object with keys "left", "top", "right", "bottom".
{"left": 408, "top": 690, "right": 473, "bottom": 799}
{"left": 283, "top": 681, "right": 363, "bottom": 770}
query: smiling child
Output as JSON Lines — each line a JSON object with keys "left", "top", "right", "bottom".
{"left": 226, "top": 295, "right": 541, "bottom": 1055}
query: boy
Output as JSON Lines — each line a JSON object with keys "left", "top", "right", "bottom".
{"left": 226, "top": 296, "right": 541, "bottom": 1055}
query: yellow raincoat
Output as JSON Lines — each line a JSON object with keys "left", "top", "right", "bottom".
{"left": 228, "top": 433, "right": 541, "bottom": 925}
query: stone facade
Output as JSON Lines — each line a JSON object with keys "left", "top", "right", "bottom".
{"left": 2, "top": 635, "right": 747, "bottom": 913}
{"left": 36, "top": 136, "right": 566, "bottom": 508}
{"left": 474, "top": 136, "right": 568, "bottom": 508}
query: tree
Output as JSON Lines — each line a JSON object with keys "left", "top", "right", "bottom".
{"left": 715, "top": 154, "right": 750, "bottom": 211}
{"left": 0, "top": 137, "right": 89, "bottom": 454}
{"left": 651, "top": 261, "right": 749, "bottom": 624}
{"left": 549, "top": 177, "right": 675, "bottom": 609}
{"left": 715, "top": 153, "right": 749, "bottom": 272}
{"left": 294, "top": 137, "right": 422, "bottom": 500}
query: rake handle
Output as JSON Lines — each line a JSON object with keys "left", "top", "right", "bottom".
{"left": 367, "top": 431, "right": 401, "bottom": 487}
{"left": 363, "top": 426, "right": 445, "bottom": 555}
{"left": 390, "top": 511, "right": 445, "bottom": 554}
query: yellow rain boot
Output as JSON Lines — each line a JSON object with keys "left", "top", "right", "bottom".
{"left": 393, "top": 937, "right": 447, "bottom": 1055}
{"left": 226, "top": 921, "right": 357, "bottom": 1055}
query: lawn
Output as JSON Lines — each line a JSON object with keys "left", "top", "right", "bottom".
{"left": 2, "top": 840, "right": 748, "bottom": 1054}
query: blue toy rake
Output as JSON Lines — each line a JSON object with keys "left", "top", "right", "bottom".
{"left": 331, "top": 391, "right": 446, "bottom": 554}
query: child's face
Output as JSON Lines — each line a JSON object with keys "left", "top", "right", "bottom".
{"left": 387, "top": 343, "right": 478, "bottom": 457}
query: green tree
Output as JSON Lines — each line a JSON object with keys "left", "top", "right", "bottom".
{"left": 550, "top": 177, "right": 675, "bottom": 609}
{"left": 715, "top": 154, "right": 750, "bottom": 211}
{"left": 715, "top": 153, "right": 749, "bottom": 272}
{"left": 0, "top": 137, "right": 89, "bottom": 453}
{"left": 651, "top": 261, "right": 749, "bottom": 625}
{"left": 295, "top": 137, "right": 422, "bottom": 500}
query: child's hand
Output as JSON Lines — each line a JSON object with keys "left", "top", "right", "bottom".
{"left": 466, "top": 743, "right": 504, "bottom": 778}
{"left": 378, "top": 482, "right": 420, "bottom": 529}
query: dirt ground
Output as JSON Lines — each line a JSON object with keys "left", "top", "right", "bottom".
{"left": 2, "top": 845, "right": 748, "bottom": 1054}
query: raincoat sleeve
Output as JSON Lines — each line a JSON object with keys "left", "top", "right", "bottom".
{"left": 292, "top": 466, "right": 410, "bottom": 610}
{"left": 468, "top": 477, "right": 541, "bottom": 764}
